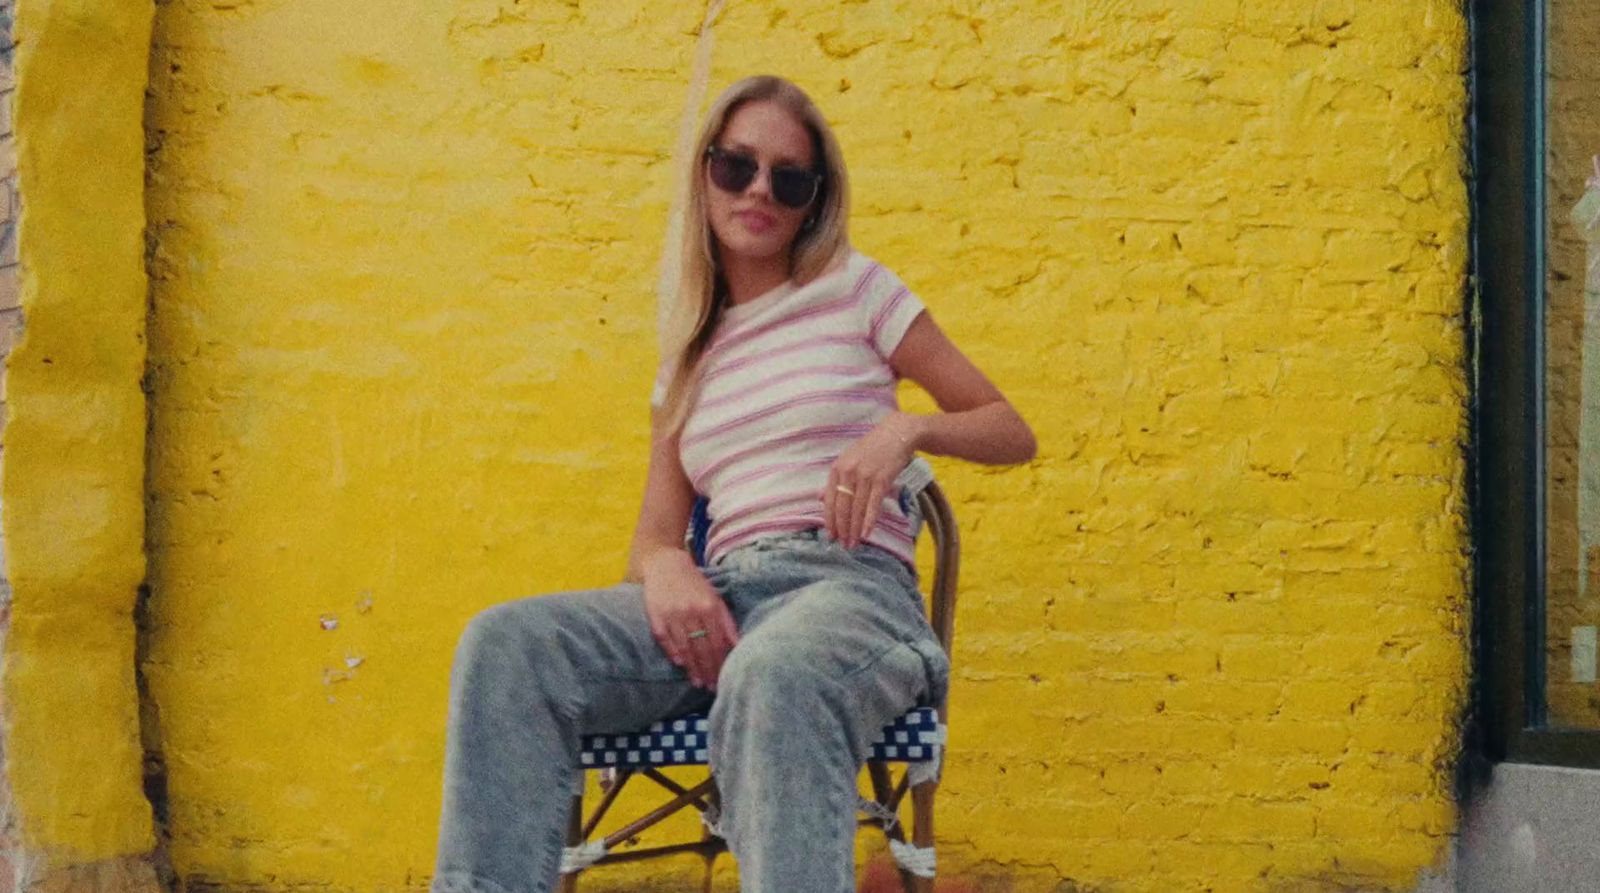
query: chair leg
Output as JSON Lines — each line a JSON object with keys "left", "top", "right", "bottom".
{"left": 558, "top": 792, "right": 582, "bottom": 893}
{"left": 910, "top": 780, "right": 936, "bottom": 893}
{"left": 701, "top": 784, "right": 721, "bottom": 893}
{"left": 701, "top": 851, "right": 717, "bottom": 893}
{"left": 868, "top": 763, "right": 917, "bottom": 893}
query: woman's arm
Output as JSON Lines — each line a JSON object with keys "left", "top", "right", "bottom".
{"left": 889, "top": 313, "right": 1036, "bottom": 464}
{"left": 626, "top": 410, "right": 739, "bottom": 689}
{"left": 625, "top": 413, "right": 699, "bottom": 583}
{"left": 824, "top": 312, "right": 1035, "bottom": 547}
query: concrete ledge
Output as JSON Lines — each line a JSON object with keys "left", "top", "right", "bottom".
{"left": 1455, "top": 762, "right": 1600, "bottom": 893}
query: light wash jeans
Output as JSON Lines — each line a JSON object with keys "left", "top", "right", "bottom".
{"left": 431, "top": 530, "right": 950, "bottom": 893}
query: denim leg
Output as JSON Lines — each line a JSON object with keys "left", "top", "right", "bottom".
{"left": 431, "top": 584, "right": 708, "bottom": 893}
{"left": 709, "top": 569, "right": 948, "bottom": 893}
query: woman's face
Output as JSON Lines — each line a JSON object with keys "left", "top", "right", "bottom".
{"left": 704, "top": 100, "right": 818, "bottom": 265}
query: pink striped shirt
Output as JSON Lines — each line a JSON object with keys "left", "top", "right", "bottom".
{"left": 653, "top": 252, "right": 927, "bottom": 566}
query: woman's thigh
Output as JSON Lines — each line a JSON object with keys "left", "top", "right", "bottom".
{"left": 458, "top": 583, "right": 712, "bottom": 735}
{"left": 714, "top": 565, "right": 948, "bottom": 752}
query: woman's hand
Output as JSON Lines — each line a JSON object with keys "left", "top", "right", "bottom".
{"left": 823, "top": 412, "right": 922, "bottom": 549}
{"left": 640, "top": 548, "right": 739, "bottom": 690}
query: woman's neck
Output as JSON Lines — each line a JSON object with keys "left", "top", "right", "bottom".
{"left": 721, "top": 253, "right": 790, "bottom": 305}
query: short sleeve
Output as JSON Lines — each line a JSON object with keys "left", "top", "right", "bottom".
{"left": 857, "top": 260, "right": 928, "bottom": 359}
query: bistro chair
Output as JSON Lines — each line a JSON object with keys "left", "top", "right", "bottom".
{"left": 558, "top": 459, "right": 960, "bottom": 893}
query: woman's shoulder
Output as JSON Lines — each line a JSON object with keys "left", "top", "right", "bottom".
{"left": 806, "top": 246, "right": 868, "bottom": 283}
{"left": 794, "top": 248, "right": 908, "bottom": 304}
{"left": 822, "top": 248, "right": 891, "bottom": 291}
{"left": 841, "top": 248, "right": 879, "bottom": 278}
{"left": 789, "top": 247, "right": 869, "bottom": 299}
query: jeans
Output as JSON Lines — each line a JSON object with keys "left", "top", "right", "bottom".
{"left": 431, "top": 530, "right": 950, "bottom": 893}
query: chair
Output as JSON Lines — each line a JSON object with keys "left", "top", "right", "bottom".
{"left": 557, "top": 465, "right": 960, "bottom": 893}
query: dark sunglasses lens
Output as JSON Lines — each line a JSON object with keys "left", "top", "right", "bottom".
{"left": 771, "top": 169, "right": 819, "bottom": 209}
{"left": 708, "top": 152, "right": 758, "bottom": 194}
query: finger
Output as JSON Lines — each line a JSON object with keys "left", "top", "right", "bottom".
{"left": 843, "top": 475, "right": 869, "bottom": 548}
{"left": 695, "top": 630, "right": 729, "bottom": 691}
{"left": 662, "top": 626, "right": 693, "bottom": 674}
{"left": 845, "top": 477, "right": 870, "bottom": 547}
{"left": 832, "top": 478, "right": 856, "bottom": 546}
{"left": 868, "top": 480, "right": 890, "bottom": 537}
{"left": 685, "top": 633, "right": 717, "bottom": 689}
{"left": 717, "top": 601, "right": 740, "bottom": 647}
{"left": 854, "top": 479, "right": 885, "bottom": 549}
{"left": 668, "top": 606, "right": 702, "bottom": 674}
{"left": 702, "top": 605, "right": 740, "bottom": 689}
{"left": 649, "top": 617, "right": 680, "bottom": 665}
{"left": 821, "top": 467, "right": 839, "bottom": 539}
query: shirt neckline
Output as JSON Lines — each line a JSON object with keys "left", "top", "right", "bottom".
{"left": 721, "top": 279, "right": 798, "bottom": 324}
{"left": 719, "top": 252, "right": 864, "bottom": 325}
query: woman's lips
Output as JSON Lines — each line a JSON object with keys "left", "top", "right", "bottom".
{"left": 735, "top": 209, "right": 776, "bottom": 233}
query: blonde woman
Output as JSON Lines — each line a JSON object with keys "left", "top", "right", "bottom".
{"left": 432, "top": 75, "right": 1035, "bottom": 893}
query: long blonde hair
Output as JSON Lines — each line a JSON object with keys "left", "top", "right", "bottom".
{"left": 658, "top": 75, "right": 852, "bottom": 430}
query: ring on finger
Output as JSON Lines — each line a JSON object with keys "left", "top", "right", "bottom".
{"left": 687, "top": 629, "right": 709, "bottom": 640}
{"left": 835, "top": 485, "right": 855, "bottom": 496}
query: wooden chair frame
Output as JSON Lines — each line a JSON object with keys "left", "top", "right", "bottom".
{"left": 560, "top": 480, "right": 959, "bottom": 892}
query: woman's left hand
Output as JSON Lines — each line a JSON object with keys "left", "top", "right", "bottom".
{"left": 823, "top": 412, "right": 921, "bottom": 549}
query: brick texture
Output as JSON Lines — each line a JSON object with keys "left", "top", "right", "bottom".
{"left": 143, "top": 2, "right": 1470, "bottom": 891}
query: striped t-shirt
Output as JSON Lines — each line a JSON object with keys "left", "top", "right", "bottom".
{"left": 653, "top": 251, "right": 927, "bottom": 566}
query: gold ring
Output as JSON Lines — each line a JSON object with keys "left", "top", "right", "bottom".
{"left": 687, "top": 629, "right": 709, "bottom": 640}
{"left": 835, "top": 485, "right": 855, "bottom": 496}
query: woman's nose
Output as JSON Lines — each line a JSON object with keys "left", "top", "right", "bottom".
{"left": 746, "top": 168, "right": 774, "bottom": 199}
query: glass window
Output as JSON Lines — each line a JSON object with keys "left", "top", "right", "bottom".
{"left": 1543, "top": 0, "right": 1600, "bottom": 732}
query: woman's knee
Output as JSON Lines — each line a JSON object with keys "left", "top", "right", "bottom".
{"left": 453, "top": 597, "right": 565, "bottom": 673}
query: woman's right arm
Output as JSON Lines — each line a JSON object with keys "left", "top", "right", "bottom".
{"left": 625, "top": 410, "right": 738, "bottom": 689}
{"left": 626, "top": 409, "right": 698, "bottom": 583}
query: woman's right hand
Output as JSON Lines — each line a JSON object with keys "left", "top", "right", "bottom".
{"left": 640, "top": 548, "right": 739, "bottom": 690}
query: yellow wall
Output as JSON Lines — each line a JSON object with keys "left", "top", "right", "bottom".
{"left": 143, "top": 1, "right": 1470, "bottom": 891}
{"left": 2, "top": 0, "right": 155, "bottom": 867}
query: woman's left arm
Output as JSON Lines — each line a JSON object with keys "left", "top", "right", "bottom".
{"left": 889, "top": 313, "right": 1036, "bottom": 465}
{"left": 824, "top": 312, "right": 1035, "bottom": 547}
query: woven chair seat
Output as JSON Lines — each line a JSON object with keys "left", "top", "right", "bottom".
{"left": 578, "top": 706, "right": 944, "bottom": 769}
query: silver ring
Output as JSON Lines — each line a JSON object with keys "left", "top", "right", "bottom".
{"left": 686, "top": 629, "right": 709, "bottom": 640}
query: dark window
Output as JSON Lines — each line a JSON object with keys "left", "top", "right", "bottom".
{"left": 1475, "top": 0, "right": 1600, "bottom": 768}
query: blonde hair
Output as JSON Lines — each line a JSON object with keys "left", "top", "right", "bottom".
{"left": 658, "top": 75, "right": 852, "bottom": 430}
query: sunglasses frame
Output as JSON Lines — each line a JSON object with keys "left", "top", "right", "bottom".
{"left": 704, "top": 145, "right": 823, "bottom": 211}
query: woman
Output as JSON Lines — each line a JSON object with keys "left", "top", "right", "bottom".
{"left": 432, "top": 75, "right": 1035, "bottom": 893}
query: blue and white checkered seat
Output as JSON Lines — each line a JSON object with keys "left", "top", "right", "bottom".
{"left": 579, "top": 706, "right": 944, "bottom": 769}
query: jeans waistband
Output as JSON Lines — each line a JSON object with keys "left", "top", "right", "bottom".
{"left": 711, "top": 528, "right": 828, "bottom": 566}
{"left": 712, "top": 528, "right": 916, "bottom": 585}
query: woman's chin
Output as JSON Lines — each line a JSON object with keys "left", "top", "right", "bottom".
{"left": 715, "top": 228, "right": 794, "bottom": 262}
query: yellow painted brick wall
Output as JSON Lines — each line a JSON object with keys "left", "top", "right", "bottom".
{"left": 143, "top": 2, "right": 1470, "bottom": 891}
{"left": 1, "top": 0, "right": 159, "bottom": 881}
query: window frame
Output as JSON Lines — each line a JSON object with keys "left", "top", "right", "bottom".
{"left": 1473, "top": 0, "right": 1600, "bottom": 769}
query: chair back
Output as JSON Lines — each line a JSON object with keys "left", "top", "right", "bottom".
{"left": 915, "top": 480, "right": 960, "bottom": 665}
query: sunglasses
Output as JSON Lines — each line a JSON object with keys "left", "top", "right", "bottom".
{"left": 705, "top": 145, "right": 823, "bottom": 210}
